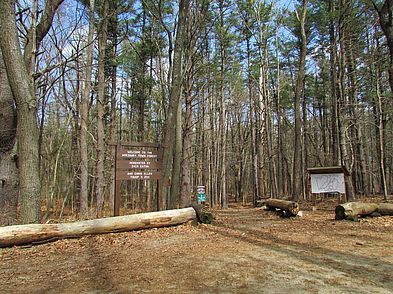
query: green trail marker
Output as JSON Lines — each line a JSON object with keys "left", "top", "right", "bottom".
{"left": 197, "top": 185, "right": 206, "bottom": 204}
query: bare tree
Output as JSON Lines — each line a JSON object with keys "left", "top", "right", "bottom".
{"left": 292, "top": 0, "right": 307, "bottom": 201}
{"left": 79, "top": 0, "right": 95, "bottom": 217}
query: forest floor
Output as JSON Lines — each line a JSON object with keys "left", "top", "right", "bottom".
{"left": 1, "top": 198, "right": 393, "bottom": 294}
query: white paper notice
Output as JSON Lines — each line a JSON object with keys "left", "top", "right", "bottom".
{"left": 310, "top": 173, "right": 345, "bottom": 194}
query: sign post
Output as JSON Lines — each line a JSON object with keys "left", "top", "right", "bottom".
{"left": 113, "top": 142, "right": 163, "bottom": 216}
{"left": 196, "top": 186, "right": 206, "bottom": 205}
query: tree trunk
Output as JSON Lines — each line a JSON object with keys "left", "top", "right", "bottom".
{"left": 0, "top": 48, "right": 18, "bottom": 217}
{"left": 180, "top": 76, "right": 193, "bottom": 208}
{"left": 79, "top": 0, "right": 95, "bottom": 217}
{"left": 170, "top": 94, "right": 183, "bottom": 208}
{"left": 162, "top": 0, "right": 189, "bottom": 210}
{"left": 377, "top": 86, "right": 388, "bottom": 200}
{"left": 218, "top": 0, "right": 227, "bottom": 209}
{"left": 329, "top": 0, "right": 340, "bottom": 166}
{"left": 292, "top": 0, "right": 307, "bottom": 201}
{"left": 0, "top": 207, "right": 198, "bottom": 248}
{"left": 275, "top": 24, "right": 284, "bottom": 197}
{"left": 108, "top": 14, "right": 119, "bottom": 212}
{"left": 0, "top": 0, "right": 41, "bottom": 224}
{"left": 337, "top": 0, "right": 354, "bottom": 200}
{"left": 257, "top": 43, "right": 267, "bottom": 201}
{"left": 95, "top": 0, "right": 109, "bottom": 216}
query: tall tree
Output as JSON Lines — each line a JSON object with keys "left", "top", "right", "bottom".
{"left": 162, "top": 0, "right": 189, "bottom": 209}
{"left": 292, "top": 0, "right": 308, "bottom": 201}
{"left": 1, "top": 1, "right": 39, "bottom": 223}
{"left": 95, "top": 0, "right": 109, "bottom": 216}
{"left": 79, "top": 0, "right": 95, "bottom": 217}
{"left": 1, "top": 0, "right": 63, "bottom": 223}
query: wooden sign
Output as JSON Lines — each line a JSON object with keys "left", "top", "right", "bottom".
{"left": 113, "top": 142, "right": 163, "bottom": 216}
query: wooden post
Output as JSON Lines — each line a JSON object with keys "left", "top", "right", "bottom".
{"left": 344, "top": 175, "right": 348, "bottom": 202}
{"left": 114, "top": 180, "right": 121, "bottom": 216}
{"left": 312, "top": 194, "right": 316, "bottom": 211}
{"left": 157, "top": 178, "right": 162, "bottom": 211}
{"left": 309, "top": 173, "right": 316, "bottom": 211}
{"left": 114, "top": 145, "right": 120, "bottom": 216}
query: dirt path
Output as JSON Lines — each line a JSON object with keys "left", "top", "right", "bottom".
{"left": 1, "top": 204, "right": 393, "bottom": 293}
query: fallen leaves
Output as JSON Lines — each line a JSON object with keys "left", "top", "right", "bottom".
{"left": 1, "top": 199, "right": 393, "bottom": 293}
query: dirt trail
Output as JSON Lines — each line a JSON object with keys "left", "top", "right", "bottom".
{"left": 1, "top": 204, "right": 393, "bottom": 293}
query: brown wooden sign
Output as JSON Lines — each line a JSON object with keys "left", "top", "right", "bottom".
{"left": 112, "top": 142, "right": 163, "bottom": 216}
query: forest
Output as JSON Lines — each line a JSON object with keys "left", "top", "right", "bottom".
{"left": 0, "top": 0, "right": 392, "bottom": 224}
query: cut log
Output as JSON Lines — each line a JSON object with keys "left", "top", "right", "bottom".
{"left": 191, "top": 203, "right": 213, "bottom": 224}
{"left": 377, "top": 203, "right": 393, "bottom": 215}
{"left": 264, "top": 199, "right": 299, "bottom": 216}
{"left": 335, "top": 202, "right": 379, "bottom": 220}
{"left": 0, "top": 207, "right": 199, "bottom": 248}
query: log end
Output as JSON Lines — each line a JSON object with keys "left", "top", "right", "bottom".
{"left": 290, "top": 204, "right": 300, "bottom": 216}
{"left": 191, "top": 204, "right": 213, "bottom": 224}
{"left": 335, "top": 205, "right": 346, "bottom": 220}
{"left": 200, "top": 212, "right": 213, "bottom": 224}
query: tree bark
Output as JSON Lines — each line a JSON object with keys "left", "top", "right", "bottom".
{"left": 180, "top": 78, "right": 193, "bottom": 208}
{"left": 337, "top": 0, "right": 354, "bottom": 200}
{"left": 161, "top": 0, "right": 189, "bottom": 209}
{"left": 0, "top": 207, "right": 198, "bottom": 248}
{"left": 170, "top": 93, "right": 183, "bottom": 208}
{"left": 377, "top": 87, "right": 388, "bottom": 200}
{"left": 218, "top": 0, "right": 227, "bottom": 209}
{"left": 108, "top": 13, "right": 119, "bottom": 212}
{"left": 292, "top": 0, "right": 307, "bottom": 201}
{"left": 0, "top": 48, "right": 18, "bottom": 215}
{"left": 329, "top": 0, "right": 340, "bottom": 166}
{"left": 0, "top": 0, "right": 41, "bottom": 224}
{"left": 95, "top": 0, "right": 109, "bottom": 216}
{"left": 377, "top": 203, "right": 393, "bottom": 215}
{"left": 79, "top": 0, "right": 95, "bottom": 217}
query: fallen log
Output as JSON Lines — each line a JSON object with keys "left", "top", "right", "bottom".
{"left": 264, "top": 199, "right": 299, "bottom": 216}
{"left": 335, "top": 202, "right": 379, "bottom": 220}
{"left": 377, "top": 203, "right": 393, "bottom": 215}
{"left": 0, "top": 207, "right": 201, "bottom": 248}
{"left": 191, "top": 204, "right": 213, "bottom": 224}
